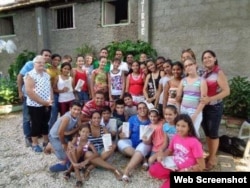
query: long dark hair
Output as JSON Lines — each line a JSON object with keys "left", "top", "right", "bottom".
{"left": 175, "top": 114, "right": 197, "bottom": 138}
{"left": 201, "top": 50, "right": 218, "bottom": 65}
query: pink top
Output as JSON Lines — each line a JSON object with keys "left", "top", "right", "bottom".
{"left": 150, "top": 121, "right": 164, "bottom": 152}
{"left": 169, "top": 134, "right": 203, "bottom": 170}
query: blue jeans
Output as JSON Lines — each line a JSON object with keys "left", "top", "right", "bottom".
{"left": 23, "top": 97, "right": 31, "bottom": 138}
{"left": 48, "top": 93, "right": 59, "bottom": 130}
{"left": 76, "top": 91, "right": 89, "bottom": 105}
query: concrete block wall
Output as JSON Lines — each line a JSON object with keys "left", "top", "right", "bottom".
{"left": 150, "top": 0, "right": 250, "bottom": 78}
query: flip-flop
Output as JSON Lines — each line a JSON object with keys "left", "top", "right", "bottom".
{"left": 122, "top": 174, "right": 131, "bottom": 183}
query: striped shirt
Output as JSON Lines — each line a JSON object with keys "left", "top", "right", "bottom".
{"left": 88, "top": 126, "right": 105, "bottom": 151}
{"left": 181, "top": 77, "right": 202, "bottom": 109}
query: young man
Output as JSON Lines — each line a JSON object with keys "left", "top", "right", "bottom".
{"left": 81, "top": 90, "right": 112, "bottom": 123}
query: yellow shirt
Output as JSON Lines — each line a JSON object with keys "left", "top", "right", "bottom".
{"left": 46, "top": 67, "right": 60, "bottom": 86}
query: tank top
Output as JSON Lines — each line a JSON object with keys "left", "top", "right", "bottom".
{"left": 147, "top": 71, "right": 161, "bottom": 98}
{"left": 203, "top": 65, "right": 222, "bottom": 105}
{"left": 128, "top": 73, "right": 144, "bottom": 96}
{"left": 57, "top": 75, "right": 75, "bottom": 103}
{"left": 92, "top": 69, "right": 108, "bottom": 92}
{"left": 74, "top": 69, "right": 88, "bottom": 91}
{"left": 76, "top": 138, "right": 90, "bottom": 152}
{"left": 110, "top": 69, "right": 123, "bottom": 95}
{"left": 49, "top": 111, "right": 78, "bottom": 138}
{"left": 181, "top": 77, "right": 202, "bottom": 109}
{"left": 88, "top": 126, "right": 105, "bottom": 151}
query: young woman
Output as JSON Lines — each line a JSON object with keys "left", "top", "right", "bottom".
{"left": 200, "top": 50, "right": 230, "bottom": 170}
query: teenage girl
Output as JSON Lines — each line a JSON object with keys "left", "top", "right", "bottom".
{"left": 177, "top": 57, "right": 207, "bottom": 137}
{"left": 90, "top": 56, "right": 109, "bottom": 99}
{"left": 72, "top": 55, "right": 89, "bottom": 105}
{"left": 53, "top": 62, "right": 75, "bottom": 116}
{"left": 143, "top": 59, "right": 164, "bottom": 106}
{"left": 155, "top": 59, "right": 173, "bottom": 118}
{"left": 125, "top": 61, "right": 145, "bottom": 103}
{"left": 64, "top": 125, "right": 98, "bottom": 187}
{"left": 162, "top": 61, "right": 184, "bottom": 112}
{"left": 148, "top": 105, "right": 178, "bottom": 166}
{"left": 149, "top": 114, "right": 205, "bottom": 188}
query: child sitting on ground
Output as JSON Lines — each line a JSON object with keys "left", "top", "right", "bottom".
{"left": 64, "top": 125, "right": 98, "bottom": 187}
{"left": 100, "top": 106, "right": 117, "bottom": 141}
{"left": 123, "top": 92, "right": 137, "bottom": 120}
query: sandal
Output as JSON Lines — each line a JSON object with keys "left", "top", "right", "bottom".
{"left": 75, "top": 180, "right": 83, "bottom": 187}
{"left": 113, "top": 169, "right": 122, "bottom": 181}
{"left": 122, "top": 174, "right": 131, "bottom": 183}
{"left": 63, "top": 171, "right": 71, "bottom": 180}
{"left": 84, "top": 169, "right": 91, "bottom": 181}
{"left": 142, "top": 162, "right": 149, "bottom": 171}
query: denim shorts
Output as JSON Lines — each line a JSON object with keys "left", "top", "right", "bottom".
{"left": 201, "top": 102, "right": 223, "bottom": 139}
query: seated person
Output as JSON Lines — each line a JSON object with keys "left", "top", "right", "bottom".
{"left": 113, "top": 99, "right": 127, "bottom": 122}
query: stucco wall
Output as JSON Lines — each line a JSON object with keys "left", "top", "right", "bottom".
{"left": 0, "top": 8, "right": 37, "bottom": 75}
{"left": 47, "top": 1, "right": 138, "bottom": 59}
{"left": 150, "top": 0, "right": 250, "bottom": 78}
{"left": 0, "top": 0, "right": 249, "bottom": 80}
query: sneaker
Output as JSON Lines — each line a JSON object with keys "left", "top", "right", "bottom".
{"left": 49, "top": 163, "right": 68, "bottom": 172}
{"left": 25, "top": 137, "right": 32, "bottom": 147}
{"left": 32, "top": 145, "right": 43, "bottom": 152}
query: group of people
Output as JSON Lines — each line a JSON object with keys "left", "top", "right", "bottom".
{"left": 17, "top": 47, "right": 230, "bottom": 188}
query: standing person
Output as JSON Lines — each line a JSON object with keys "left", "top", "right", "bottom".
{"left": 82, "top": 53, "right": 94, "bottom": 99}
{"left": 162, "top": 61, "right": 184, "bottom": 112}
{"left": 125, "top": 53, "right": 134, "bottom": 74}
{"left": 143, "top": 59, "right": 164, "bottom": 106}
{"left": 155, "top": 59, "right": 173, "bottom": 118}
{"left": 93, "top": 48, "right": 111, "bottom": 73}
{"left": 149, "top": 114, "right": 205, "bottom": 188}
{"left": 139, "top": 53, "right": 148, "bottom": 64}
{"left": 200, "top": 50, "right": 230, "bottom": 170}
{"left": 108, "top": 58, "right": 126, "bottom": 101}
{"left": 90, "top": 56, "right": 109, "bottom": 99}
{"left": 17, "top": 49, "right": 51, "bottom": 147}
{"left": 72, "top": 55, "right": 89, "bottom": 105}
{"left": 54, "top": 62, "right": 75, "bottom": 116}
{"left": 47, "top": 54, "right": 62, "bottom": 129}
{"left": 25, "top": 55, "right": 53, "bottom": 152}
{"left": 110, "top": 50, "right": 129, "bottom": 74}
{"left": 155, "top": 56, "right": 166, "bottom": 71}
{"left": 125, "top": 61, "right": 145, "bottom": 104}
{"left": 49, "top": 101, "right": 83, "bottom": 172}
{"left": 117, "top": 102, "right": 151, "bottom": 182}
{"left": 177, "top": 57, "right": 207, "bottom": 137}
{"left": 181, "top": 48, "right": 203, "bottom": 76}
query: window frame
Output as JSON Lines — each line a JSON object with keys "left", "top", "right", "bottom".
{"left": 51, "top": 4, "right": 76, "bottom": 31}
{"left": 0, "top": 14, "right": 15, "bottom": 37}
{"left": 101, "top": 0, "right": 130, "bottom": 27}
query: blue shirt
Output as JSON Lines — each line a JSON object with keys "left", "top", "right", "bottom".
{"left": 163, "top": 122, "right": 176, "bottom": 143}
{"left": 129, "top": 115, "right": 150, "bottom": 148}
{"left": 19, "top": 61, "right": 34, "bottom": 96}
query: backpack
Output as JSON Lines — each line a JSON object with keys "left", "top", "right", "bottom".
{"left": 219, "top": 135, "right": 246, "bottom": 157}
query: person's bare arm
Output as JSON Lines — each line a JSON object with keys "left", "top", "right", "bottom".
{"left": 17, "top": 74, "right": 24, "bottom": 101}
{"left": 125, "top": 75, "right": 130, "bottom": 92}
{"left": 120, "top": 71, "right": 126, "bottom": 99}
{"left": 162, "top": 81, "right": 170, "bottom": 110}
{"left": 143, "top": 74, "right": 151, "bottom": 102}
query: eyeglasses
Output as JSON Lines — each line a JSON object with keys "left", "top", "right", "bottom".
{"left": 184, "top": 63, "right": 194, "bottom": 69}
